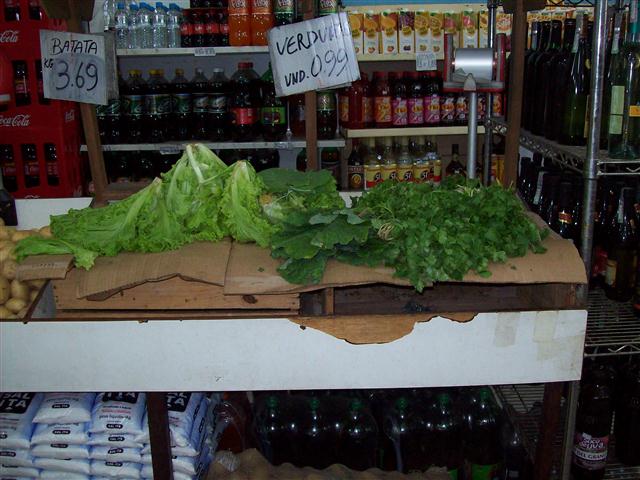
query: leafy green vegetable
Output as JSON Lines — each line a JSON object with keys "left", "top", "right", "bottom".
{"left": 14, "top": 236, "right": 99, "bottom": 270}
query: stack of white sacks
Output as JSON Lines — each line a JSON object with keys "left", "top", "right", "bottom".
{"left": 0, "top": 392, "right": 220, "bottom": 480}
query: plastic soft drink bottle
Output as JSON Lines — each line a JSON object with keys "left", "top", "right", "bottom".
{"left": 191, "top": 68, "right": 210, "bottom": 139}
{"left": 144, "top": 69, "right": 171, "bottom": 142}
{"left": 299, "top": 397, "right": 333, "bottom": 469}
{"left": 260, "top": 65, "right": 286, "bottom": 141}
{"left": 383, "top": 396, "right": 424, "bottom": 473}
{"left": 426, "top": 392, "right": 464, "bottom": 479}
{"left": 228, "top": 0, "right": 251, "bottom": 46}
{"left": 254, "top": 394, "right": 299, "bottom": 466}
{"left": 166, "top": 3, "right": 182, "bottom": 48}
{"left": 208, "top": 68, "right": 229, "bottom": 141}
{"left": 229, "top": 62, "right": 260, "bottom": 141}
{"left": 250, "top": 0, "right": 274, "bottom": 46}
{"left": 338, "top": 399, "right": 378, "bottom": 471}
{"left": 466, "top": 388, "right": 502, "bottom": 480}
{"left": 137, "top": 3, "right": 154, "bottom": 48}
{"left": 171, "top": 68, "right": 191, "bottom": 140}
{"left": 274, "top": 0, "right": 294, "bottom": 25}
{"left": 152, "top": 2, "right": 168, "bottom": 48}
{"left": 122, "top": 69, "right": 146, "bottom": 143}
{"left": 115, "top": 3, "right": 129, "bottom": 49}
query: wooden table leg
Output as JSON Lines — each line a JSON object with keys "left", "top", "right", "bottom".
{"left": 534, "top": 382, "right": 564, "bottom": 480}
{"left": 147, "top": 392, "right": 174, "bottom": 480}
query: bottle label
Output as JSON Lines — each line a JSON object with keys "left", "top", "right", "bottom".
{"left": 192, "top": 93, "right": 209, "bottom": 113}
{"left": 608, "top": 85, "right": 625, "bottom": 135}
{"left": 471, "top": 463, "right": 500, "bottom": 480}
{"left": 364, "top": 164, "right": 381, "bottom": 189}
{"left": 24, "top": 162, "right": 39, "bottom": 176}
{"left": 180, "top": 22, "right": 193, "bottom": 36}
{"left": 208, "top": 94, "right": 227, "bottom": 114}
{"left": 392, "top": 98, "right": 408, "bottom": 126}
{"left": 492, "top": 94, "right": 503, "bottom": 116}
{"left": 252, "top": 0, "right": 272, "bottom": 15}
{"left": 46, "top": 161, "right": 58, "bottom": 176}
{"left": 123, "top": 95, "right": 143, "bottom": 117}
{"left": 630, "top": 105, "right": 640, "bottom": 117}
{"left": 449, "top": 468, "right": 459, "bottom": 480}
{"left": 220, "top": 22, "right": 229, "bottom": 34}
{"left": 260, "top": 106, "right": 286, "bottom": 125}
{"left": 318, "top": 0, "right": 338, "bottom": 16}
{"left": 433, "top": 160, "right": 442, "bottom": 184}
{"left": 381, "top": 164, "right": 397, "bottom": 182}
{"left": 424, "top": 94, "right": 440, "bottom": 124}
{"left": 408, "top": 98, "right": 424, "bottom": 124}
{"left": 374, "top": 96, "right": 392, "bottom": 123}
{"left": 591, "top": 245, "right": 608, "bottom": 279}
{"left": 106, "top": 99, "right": 121, "bottom": 116}
{"left": 317, "top": 93, "right": 335, "bottom": 112}
{"left": 144, "top": 94, "right": 171, "bottom": 116}
{"left": 172, "top": 93, "right": 192, "bottom": 114}
{"left": 455, "top": 95, "right": 468, "bottom": 122}
{"left": 441, "top": 96, "right": 456, "bottom": 122}
{"left": 397, "top": 164, "right": 413, "bottom": 182}
{"left": 206, "top": 21, "right": 220, "bottom": 35}
{"left": 274, "top": 0, "right": 294, "bottom": 14}
{"left": 363, "top": 97, "right": 374, "bottom": 123}
{"left": 558, "top": 211, "right": 573, "bottom": 224}
{"left": 231, "top": 107, "right": 256, "bottom": 125}
{"left": 96, "top": 104, "right": 107, "bottom": 118}
{"left": 413, "top": 162, "right": 430, "bottom": 183}
{"left": 339, "top": 95, "right": 349, "bottom": 123}
{"left": 14, "top": 80, "right": 28, "bottom": 95}
{"left": 229, "top": 0, "right": 249, "bottom": 14}
{"left": 573, "top": 432, "right": 609, "bottom": 468}
{"left": 348, "top": 165, "right": 364, "bottom": 190}
{"left": 605, "top": 259, "right": 617, "bottom": 287}
{"left": 1, "top": 164, "right": 17, "bottom": 177}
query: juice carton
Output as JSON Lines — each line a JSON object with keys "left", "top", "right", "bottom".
{"left": 415, "top": 10, "right": 430, "bottom": 52}
{"left": 380, "top": 10, "right": 398, "bottom": 54}
{"left": 496, "top": 12, "right": 512, "bottom": 37}
{"left": 479, "top": 9, "right": 488, "bottom": 48}
{"left": 398, "top": 9, "right": 415, "bottom": 53}
{"left": 348, "top": 11, "right": 364, "bottom": 55}
{"left": 429, "top": 11, "right": 444, "bottom": 55}
{"left": 444, "top": 11, "right": 459, "bottom": 48}
{"left": 461, "top": 10, "right": 478, "bottom": 48}
{"left": 364, "top": 11, "right": 380, "bottom": 55}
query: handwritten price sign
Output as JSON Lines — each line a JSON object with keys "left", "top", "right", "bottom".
{"left": 268, "top": 13, "right": 359, "bottom": 97}
{"left": 40, "top": 30, "right": 109, "bottom": 105}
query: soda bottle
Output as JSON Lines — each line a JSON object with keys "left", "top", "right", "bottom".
{"left": 299, "top": 397, "right": 333, "bottom": 469}
{"left": 4, "top": 0, "right": 20, "bottom": 21}
{"left": 338, "top": 85, "right": 350, "bottom": 130}
{"left": 407, "top": 71, "right": 424, "bottom": 126}
{"left": 252, "top": 149, "right": 279, "bottom": 171}
{"left": 22, "top": 144, "right": 39, "bottom": 188}
{"left": 191, "top": 68, "right": 210, "bottom": 139}
{"left": 134, "top": 152, "right": 156, "bottom": 181}
{"left": 614, "top": 359, "right": 640, "bottom": 466}
{"left": 290, "top": 94, "right": 305, "bottom": 137}
{"left": 190, "top": 10, "right": 205, "bottom": 47}
{"left": 217, "top": 10, "right": 230, "bottom": 46}
{"left": 216, "top": 392, "right": 252, "bottom": 454}
{"left": 251, "top": 0, "right": 273, "bottom": 45}
{"left": 424, "top": 71, "right": 441, "bottom": 126}
{"left": 170, "top": 68, "right": 192, "bottom": 141}
{"left": 296, "top": 148, "right": 307, "bottom": 171}
{"left": 122, "top": 69, "right": 146, "bottom": 143}
{"left": 455, "top": 93, "right": 469, "bottom": 126}
{"left": 383, "top": 396, "right": 423, "bottom": 473}
{"left": 107, "top": 151, "right": 133, "bottom": 182}
{"left": 144, "top": 69, "right": 171, "bottom": 143}
{"left": 338, "top": 399, "right": 378, "bottom": 471}
{"left": 229, "top": 0, "right": 251, "bottom": 46}
{"left": 260, "top": 66, "right": 286, "bottom": 141}
{"left": 44, "top": 143, "right": 59, "bottom": 186}
{"left": 180, "top": 6, "right": 192, "bottom": 47}
{"left": 35, "top": 60, "right": 49, "bottom": 105}
{"left": 167, "top": 4, "right": 182, "bottom": 48}
{"left": 317, "top": 91, "right": 337, "bottom": 140}
{"left": 347, "top": 140, "right": 364, "bottom": 191}
{"left": 390, "top": 72, "right": 408, "bottom": 127}
{"left": 321, "top": 147, "right": 340, "bottom": 184}
{"left": 373, "top": 72, "right": 392, "bottom": 128}
{"left": 446, "top": 144, "right": 466, "bottom": 177}
{"left": 572, "top": 364, "right": 615, "bottom": 479}
{"left": 362, "top": 73, "right": 374, "bottom": 128}
{"left": 0, "top": 187, "right": 17, "bottom": 226}
{"left": 13, "top": 61, "right": 30, "bottom": 107}
{"left": 396, "top": 136, "right": 413, "bottom": 182}
{"left": 466, "top": 388, "right": 502, "bottom": 480}
{"left": 441, "top": 92, "right": 456, "bottom": 126}
{"left": 28, "top": 0, "right": 42, "bottom": 20}
{"left": 0, "top": 145, "right": 17, "bottom": 193}
{"left": 426, "top": 392, "right": 463, "bottom": 478}
{"left": 229, "top": 62, "right": 260, "bottom": 141}
{"left": 501, "top": 422, "right": 529, "bottom": 480}
{"left": 254, "top": 394, "right": 300, "bottom": 466}
{"left": 208, "top": 68, "right": 229, "bottom": 141}
{"left": 274, "top": 0, "right": 294, "bottom": 25}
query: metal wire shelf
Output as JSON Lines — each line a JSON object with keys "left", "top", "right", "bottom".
{"left": 585, "top": 289, "right": 640, "bottom": 357}
{"left": 485, "top": 117, "right": 640, "bottom": 176}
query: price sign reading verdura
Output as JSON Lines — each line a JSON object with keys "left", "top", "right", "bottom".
{"left": 40, "top": 30, "right": 110, "bottom": 105}
{"left": 268, "top": 13, "right": 360, "bottom": 97}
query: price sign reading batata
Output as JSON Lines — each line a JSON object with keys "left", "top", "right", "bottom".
{"left": 40, "top": 30, "right": 109, "bottom": 105}
{"left": 268, "top": 13, "right": 360, "bottom": 97}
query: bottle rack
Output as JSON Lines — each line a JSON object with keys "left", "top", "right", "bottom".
{"left": 80, "top": 138, "right": 346, "bottom": 152}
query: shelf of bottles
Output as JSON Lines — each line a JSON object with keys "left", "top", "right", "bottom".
{"left": 584, "top": 289, "right": 640, "bottom": 357}
{"left": 355, "top": 52, "right": 444, "bottom": 62}
{"left": 344, "top": 126, "right": 484, "bottom": 138}
{"left": 81, "top": 138, "right": 345, "bottom": 152}
{"left": 486, "top": 117, "right": 640, "bottom": 176}
{"left": 116, "top": 46, "right": 270, "bottom": 56}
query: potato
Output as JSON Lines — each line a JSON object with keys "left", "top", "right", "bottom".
{"left": 29, "top": 289, "right": 39, "bottom": 302}
{"left": 5, "top": 298, "right": 26, "bottom": 313}
{"left": 0, "top": 277, "right": 9, "bottom": 304}
{"left": 0, "top": 246, "right": 14, "bottom": 263}
{"left": 28, "top": 279, "right": 45, "bottom": 289}
{"left": 39, "top": 226, "right": 52, "bottom": 237}
{"left": 10, "top": 279, "right": 29, "bottom": 301}
{"left": 1, "top": 259, "right": 17, "bottom": 280}
{"left": 0, "top": 305, "right": 11, "bottom": 319}
{"left": 11, "top": 230, "right": 33, "bottom": 242}
{"left": 0, "top": 227, "right": 12, "bottom": 240}
{"left": 0, "top": 240, "right": 13, "bottom": 251}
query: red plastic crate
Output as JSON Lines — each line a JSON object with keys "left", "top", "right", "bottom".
{"left": 0, "top": 0, "right": 84, "bottom": 198}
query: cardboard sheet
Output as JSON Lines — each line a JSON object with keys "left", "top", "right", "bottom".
{"left": 17, "top": 254, "right": 74, "bottom": 281}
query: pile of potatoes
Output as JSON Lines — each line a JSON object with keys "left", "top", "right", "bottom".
{"left": 207, "top": 449, "right": 450, "bottom": 480}
{"left": 0, "top": 219, "right": 50, "bottom": 320}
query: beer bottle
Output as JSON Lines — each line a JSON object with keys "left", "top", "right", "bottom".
{"left": 347, "top": 140, "right": 364, "bottom": 191}
{"left": 551, "top": 181, "right": 576, "bottom": 241}
{"left": 21, "top": 144, "right": 39, "bottom": 188}
{"left": 35, "top": 60, "right": 49, "bottom": 105}
{"left": 446, "top": 144, "right": 466, "bottom": 177}
{"left": 604, "top": 187, "right": 638, "bottom": 301}
{"left": 44, "top": 143, "right": 59, "bottom": 186}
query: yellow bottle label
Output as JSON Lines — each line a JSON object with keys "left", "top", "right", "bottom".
{"left": 630, "top": 105, "right": 640, "bottom": 117}
{"left": 381, "top": 163, "right": 398, "bottom": 182}
{"left": 397, "top": 164, "right": 413, "bottom": 182}
{"left": 605, "top": 259, "right": 617, "bottom": 287}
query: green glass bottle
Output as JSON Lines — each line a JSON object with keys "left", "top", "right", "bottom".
{"left": 600, "top": 10, "right": 626, "bottom": 150}
{"left": 560, "top": 14, "right": 590, "bottom": 146}
{"left": 608, "top": 0, "right": 640, "bottom": 159}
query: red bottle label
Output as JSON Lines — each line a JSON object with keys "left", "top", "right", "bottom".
{"left": 14, "top": 80, "right": 28, "bottom": 95}
{"left": 391, "top": 98, "right": 408, "bottom": 126}
{"left": 408, "top": 98, "right": 424, "bottom": 125}
{"left": 220, "top": 23, "right": 230, "bottom": 34}
{"left": 1, "top": 164, "right": 17, "bottom": 177}
{"left": 455, "top": 95, "right": 468, "bottom": 122}
{"left": 231, "top": 107, "right": 256, "bottom": 125}
{"left": 441, "top": 97, "right": 455, "bottom": 121}
{"left": 180, "top": 22, "right": 193, "bottom": 35}
{"left": 339, "top": 95, "right": 349, "bottom": 124}
{"left": 24, "top": 162, "right": 39, "bottom": 176}
{"left": 374, "top": 96, "right": 391, "bottom": 124}
{"left": 206, "top": 21, "right": 220, "bottom": 34}
{"left": 194, "top": 22, "right": 205, "bottom": 35}
{"left": 573, "top": 432, "right": 608, "bottom": 469}
{"left": 362, "top": 97, "right": 373, "bottom": 123}
{"left": 424, "top": 94, "right": 440, "bottom": 124}
{"left": 46, "top": 161, "right": 58, "bottom": 176}
{"left": 591, "top": 245, "right": 608, "bottom": 279}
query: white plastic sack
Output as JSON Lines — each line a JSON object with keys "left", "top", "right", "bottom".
{"left": 90, "top": 394, "right": 146, "bottom": 436}
{"left": 0, "top": 448, "right": 32, "bottom": 467}
{"left": 0, "top": 463, "right": 39, "bottom": 478}
{"left": 136, "top": 393, "right": 203, "bottom": 446}
{"left": 31, "top": 423, "right": 89, "bottom": 446}
{"left": 90, "top": 446, "right": 142, "bottom": 463}
{"left": 0, "top": 393, "right": 43, "bottom": 450}
{"left": 88, "top": 433, "right": 143, "bottom": 449}
{"left": 32, "top": 394, "right": 95, "bottom": 425}
{"left": 31, "top": 443, "right": 90, "bottom": 460}
{"left": 33, "top": 457, "right": 91, "bottom": 475}
{"left": 90, "top": 460, "right": 141, "bottom": 479}
{"left": 38, "top": 472, "right": 90, "bottom": 480}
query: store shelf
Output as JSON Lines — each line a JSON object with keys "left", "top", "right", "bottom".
{"left": 356, "top": 52, "right": 444, "bottom": 62}
{"left": 82, "top": 138, "right": 345, "bottom": 152}
{"left": 344, "top": 125, "right": 484, "bottom": 138}
{"left": 116, "top": 46, "right": 270, "bottom": 56}
{"left": 584, "top": 289, "right": 640, "bottom": 357}
{"left": 486, "top": 117, "right": 640, "bottom": 176}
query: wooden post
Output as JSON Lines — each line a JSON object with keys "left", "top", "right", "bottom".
{"left": 303, "top": 0, "right": 318, "bottom": 170}
{"left": 147, "top": 392, "right": 174, "bottom": 480}
{"left": 66, "top": 0, "right": 109, "bottom": 203}
{"left": 534, "top": 382, "right": 563, "bottom": 480}
{"left": 503, "top": 0, "right": 526, "bottom": 186}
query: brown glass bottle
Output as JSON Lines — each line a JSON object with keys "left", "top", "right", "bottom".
{"left": 551, "top": 181, "right": 576, "bottom": 241}
{"left": 523, "top": 21, "right": 550, "bottom": 130}
{"left": 530, "top": 20, "right": 562, "bottom": 135}
{"left": 347, "top": 140, "right": 364, "bottom": 191}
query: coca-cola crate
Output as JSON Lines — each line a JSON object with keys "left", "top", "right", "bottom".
{"left": 1, "top": 113, "right": 84, "bottom": 198}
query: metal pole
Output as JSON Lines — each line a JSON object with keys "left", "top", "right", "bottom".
{"left": 561, "top": 382, "right": 580, "bottom": 480}
{"left": 483, "top": 0, "right": 498, "bottom": 185}
{"left": 468, "top": 90, "right": 478, "bottom": 178}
